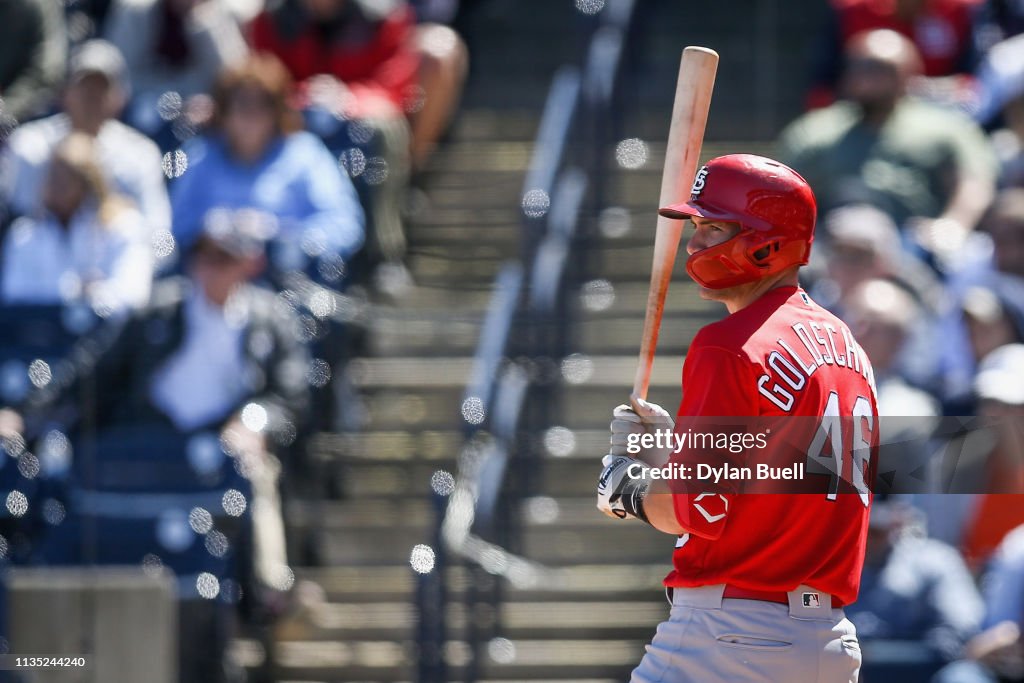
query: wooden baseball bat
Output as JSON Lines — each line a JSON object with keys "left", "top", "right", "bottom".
{"left": 632, "top": 46, "right": 718, "bottom": 405}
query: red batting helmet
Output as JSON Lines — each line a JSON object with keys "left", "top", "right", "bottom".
{"left": 659, "top": 154, "right": 817, "bottom": 289}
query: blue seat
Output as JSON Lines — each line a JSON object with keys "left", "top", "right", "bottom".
{"left": 38, "top": 509, "right": 238, "bottom": 580}
{"left": 69, "top": 424, "right": 248, "bottom": 494}
{"left": 0, "top": 304, "right": 97, "bottom": 357}
{"left": 33, "top": 423, "right": 254, "bottom": 602}
{"left": 0, "top": 304, "right": 99, "bottom": 406}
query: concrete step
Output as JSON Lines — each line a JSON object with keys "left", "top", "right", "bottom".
{"left": 423, "top": 184, "right": 538, "bottom": 212}
{"left": 408, "top": 221, "right": 521, "bottom": 248}
{"left": 520, "top": 524, "right": 671, "bottom": 565}
{"left": 287, "top": 498, "right": 436, "bottom": 532}
{"left": 307, "top": 430, "right": 614, "bottom": 466}
{"left": 298, "top": 494, "right": 662, "bottom": 535}
{"left": 342, "top": 356, "right": 684, "bottom": 431}
{"left": 357, "top": 393, "right": 465, "bottom": 433}
{"left": 345, "top": 358, "right": 688, "bottom": 430}
{"left": 407, "top": 243, "right": 518, "bottom": 266}
{"left": 568, "top": 277, "right": 720, "bottom": 312}
{"left": 234, "top": 637, "right": 648, "bottom": 682}
{"left": 366, "top": 309, "right": 485, "bottom": 356}
{"left": 276, "top": 599, "right": 666, "bottom": 642}
{"left": 475, "top": 638, "right": 647, "bottom": 680}
{"left": 234, "top": 638, "right": 410, "bottom": 680}
{"left": 409, "top": 207, "right": 524, "bottom": 231}
{"left": 319, "top": 527, "right": 433, "bottom": 565}
{"left": 587, "top": 243, "right": 698, "bottom": 280}
{"left": 447, "top": 109, "right": 541, "bottom": 143}
{"left": 347, "top": 358, "right": 473, "bottom": 389}
{"left": 386, "top": 284, "right": 503, "bottom": 310}
{"left": 573, "top": 315, "right": 715, "bottom": 356}
{"left": 420, "top": 140, "right": 534, "bottom": 175}
{"left": 297, "top": 563, "right": 667, "bottom": 604}
{"left": 407, "top": 252, "right": 512, "bottom": 283}
{"left": 310, "top": 430, "right": 464, "bottom": 463}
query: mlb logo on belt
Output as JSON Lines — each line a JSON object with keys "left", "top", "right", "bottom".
{"left": 802, "top": 592, "right": 821, "bottom": 608}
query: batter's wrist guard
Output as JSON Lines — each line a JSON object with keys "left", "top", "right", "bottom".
{"left": 618, "top": 477, "right": 651, "bottom": 523}
{"left": 598, "top": 454, "right": 653, "bottom": 523}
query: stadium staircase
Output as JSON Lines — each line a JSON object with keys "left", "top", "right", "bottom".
{"left": 234, "top": 0, "right": 822, "bottom": 681}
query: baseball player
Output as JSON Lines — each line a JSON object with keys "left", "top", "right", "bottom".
{"left": 597, "top": 154, "right": 879, "bottom": 682}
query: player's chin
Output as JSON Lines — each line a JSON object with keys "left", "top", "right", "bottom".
{"left": 696, "top": 282, "right": 743, "bottom": 302}
{"left": 696, "top": 286, "right": 722, "bottom": 301}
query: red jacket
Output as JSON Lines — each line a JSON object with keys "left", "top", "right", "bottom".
{"left": 250, "top": 1, "right": 419, "bottom": 117}
{"left": 808, "top": 0, "right": 982, "bottom": 108}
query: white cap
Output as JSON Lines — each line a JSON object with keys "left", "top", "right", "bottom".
{"left": 975, "top": 343, "right": 1024, "bottom": 405}
{"left": 69, "top": 40, "right": 130, "bottom": 99}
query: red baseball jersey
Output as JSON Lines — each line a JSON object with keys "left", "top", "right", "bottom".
{"left": 663, "top": 285, "right": 879, "bottom": 606}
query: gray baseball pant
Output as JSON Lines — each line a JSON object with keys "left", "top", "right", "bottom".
{"left": 631, "top": 584, "right": 862, "bottom": 683}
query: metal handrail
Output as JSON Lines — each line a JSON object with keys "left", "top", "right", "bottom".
{"left": 417, "top": 3, "right": 638, "bottom": 680}
{"left": 522, "top": 67, "right": 583, "bottom": 212}
{"left": 461, "top": 261, "right": 524, "bottom": 431}
{"left": 528, "top": 167, "right": 588, "bottom": 316}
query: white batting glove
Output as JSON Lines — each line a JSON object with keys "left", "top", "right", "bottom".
{"left": 597, "top": 454, "right": 649, "bottom": 520}
{"left": 610, "top": 397, "right": 674, "bottom": 464}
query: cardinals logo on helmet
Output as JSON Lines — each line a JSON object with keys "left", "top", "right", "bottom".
{"left": 690, "top": 166, "right": 709, "bottom": 199}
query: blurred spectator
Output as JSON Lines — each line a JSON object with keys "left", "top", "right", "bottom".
{"left": 779, "top": 29, "right": 997, "bottom": 271}
{"left": 972, "top": 345, "right": 1024, "bottom": 493}
{"left": 808, "top": 205, "right": 945, "bottom": 389}
{"left": 945, "top": 345, "right": 1024, "bottom": 570}
{"left": 982, "top": 190, "right": 1024, "bottom": 278}
{"left": 250, "top": 0, "right": 466, "bottom": 169}
{"left": 843, "top": 279, "right": 943, "bottom": 508}
{"left": 937, "top": 523, "right": 1024, "bottom": 682}
{"left": 938, "top": 279, "right": 1024, "bottom": 412}
{"left": 975, "top": 524, "right": 1024, "bottom": 677}
{"left": 810, "top": 204, "right": 941, "bottom": 313}
{"left": 0, "top": 40, "right": 172, "bottom": 238}
{"left": 408, "top": 17, "right": 468, "bottom": 168}
{"left": 963, "top": 286, "right": 1024, "bottom": 367}
{"left": 170, "top": 53, "right": 364, "bottom": 268}
{"left": 845, "top": 279, "right": 939, "bottom": 415}
{"left": 969, "top": 31, "right": 1024, "bottom": 190}
{"left": 104, "top": 0, "right": 248, "bottom": 141}
{"left": 65, "top": 0, "right": 116, "bottom": 42}
{"left": 936, "top": 191, "right": 1024, "bottom": 407}
{"left": 11, "top": 207, "right": 305, "bottom": 573}
{"left": 224, "top": 0, "right": 265, "bottom": 21}
{"left": 409, "top": 0, "right": 459, "bottom": 24}
{"left": 808, "top": 0, "right": 981, "bottom": 110}
{"left": 0, "top": 0, "right": 67, "bottom": 125}
{"left": 974, "top": 0, "right": 1024, "bottom": 54}
{"left": 1, "top": 208, "right": 309, "bottom": 680}
{"left": 15, "top": 205, "right": 309, "bottom": 462}
{"left": 972, "top": 31, "right": 1024, "bottom": 136}
{"left": 250, "top": 0, "right": 468, "bottom": 287}
{"left": 847, "top": 500, "right": 983, "bottom": 678}
{"left": 0, "top": 133, "right": 153, "bottom": 313}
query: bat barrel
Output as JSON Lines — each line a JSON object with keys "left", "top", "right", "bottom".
{"left": 632, "top": 46, "right": 719, "bottom": 401}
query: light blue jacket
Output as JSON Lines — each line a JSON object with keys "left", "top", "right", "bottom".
{"left": 171, "top": 131, "right": 364, "bottom": 259}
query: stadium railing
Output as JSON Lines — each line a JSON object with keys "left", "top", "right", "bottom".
{"left": 415, "top": 1, "right": 637, "bottom": 680}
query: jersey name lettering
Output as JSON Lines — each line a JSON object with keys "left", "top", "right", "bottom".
{"left": 757, "top": 319, "right": 876, "bottom": 412}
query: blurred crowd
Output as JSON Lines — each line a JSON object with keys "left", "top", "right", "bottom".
{"left": 777, "top": 1, "right": 1024, "bottom": 681}
{"left": 3, "top": 0, "right": 1024, "bottom": 681}
{"left": 0, "top": 0, "right": 468, "bottom": 680}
